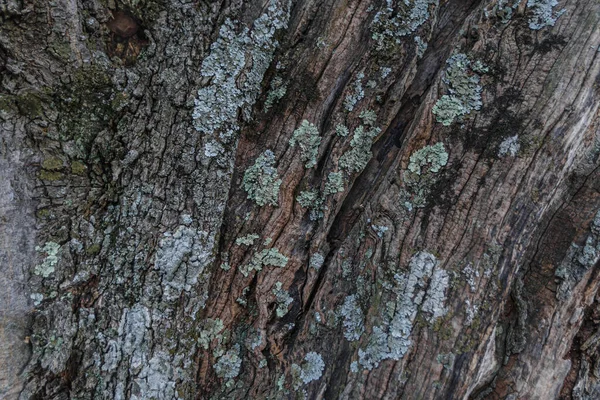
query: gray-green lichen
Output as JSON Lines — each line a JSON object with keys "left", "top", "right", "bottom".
{"left": 309, "top": 253, "right": 325, "bottom": 270}
{"left": 34, "top": 241, "right": 61, "bottom": 278}
{"left": 324, "top": 172, "right": 345, "bottom": 195}
{"left": 289, "top": 120, "right": 321, "bottom": 168}
{"left": 264, "top": 76, "right": 287, "bottom": 110}
{"left": 235, "top": 234, "right": 260, "bottom": 246}
{"left": 401, "top": 142, "right": 449, "bottom": 209}
{"left": 555, "top": 210, "right": 600, "bottom": 300}
{"left": 339, "top": 125, "right": 381, "bottom": 173}
{"left": 359, "top": 109, "right": 377, "bottom": 127}
{"left": 344, "top": 72, "right": 365, "bottom": 111}
{"left": 213, "top": 344, "right": 242, "bottom": 379}
{"left": 293, "top": 352, "right": 325, "bottom": 386}
{"left": 498, "top": 135, "right": 520, "bottom": 157}
{"left": 272, "top": 282, "right": 294, "bottom": 317}
{"left": 154, "top": 225, "right": 214, "bottom": 302}
{"left": 407, "top": 142, "right": 448, "bottom": 175}
{"left": 527, "top": 0, "right": 565, "bottom": 30}
{"left": 339, "top": 294, "right": 364, "bottom": 342}
{"left": 335, "top": 124, "right": 349, "bottom": 137}
{"left": 240, "top": 247, "right": 289, "bottom": 277}
{"left": 371, "top": 0, "right": 439, "bottom": 51}
{"left": 192, "top": 0, "right": 290, "bottom": 141}
{"left": 242, "top": 150, "right": 282, "bottom": 206}
{"left": 296, "top": 190, "right": 324, "bottom": 220}
{"left": 358, "top": 252, "right": 449, "bottom": 370}
{"left": 198, "top": 318, "right": 225, "bottom": 350}
{"left": 432, "top": 53, "right": 484, "bottom": 126}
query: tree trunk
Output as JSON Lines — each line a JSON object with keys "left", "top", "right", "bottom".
{"left": 1, "top": 0, "right": 600, "bottom": 398}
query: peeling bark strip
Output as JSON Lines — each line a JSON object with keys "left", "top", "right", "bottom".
{"left": 1, "top": 0, "right": 600, "bottom": 399}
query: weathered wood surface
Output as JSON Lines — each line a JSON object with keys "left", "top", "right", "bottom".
{"left": 1, "top": 0, "right": 600, "bottom": 399}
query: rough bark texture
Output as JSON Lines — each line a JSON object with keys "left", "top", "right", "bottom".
{"left": 1, "top": 0, "right": 600, "bottom": 399}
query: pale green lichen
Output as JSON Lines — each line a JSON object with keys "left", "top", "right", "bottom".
{"left": 34, "top": 241, "right": 61, "bottom": 278}
{"left": 335, "top": 124, "right": 349, "bottom": 137}
{"left": 527, "top": 0, "right": 565, "bottom": 30}
{"left": 264, "top": 76, "right": 287, "bottom": 110}
{"left": 371, "top": 0, "right": 439, "bottom": 51}
{"left": 407, "top": 142, "right": 448, "bottom": 175}
{"left": 289, "top": 120, "right": 321, "bottom": 168}
{"left": 344, "top": 72, "right": 365, "bottom": 111}
{"left": 339, "top": 125, "right": 381, "bottom": 173}
{"left": 272, "top": 282, "right": 294, "bottom": 317}
{"left": 213, "top": 344, "right": 242, "bottom": 379}
{"left": 432, "top": 53, "right": 484, "bottom": 126}
{"left": 358, "top": 252, "right": 449, "bottom": 370}
{"left": 198, "top": 318, "right": 225, "bottom": 349}
{"left": 414, "top": 36, "right": 427, "bottom": 58}
{"left": 498, "top": 135, "right": 520, "bottom": 157}
{"left": 339, "top": 295, "right": 364, "bottom": 342}
{"left": 324, "top": 172, "right": 345, "bottom": 195}
{"left": 293, "top": 352, "right": 325, "bottom": 386}
{"left": 359, "top": 109, "right": 377, "bottom": 127}
{"left": 30, "top": 293, "right": 44, "bottom": 306}
{"left": 555, "top": 210, "right": 600, "bottom": 300}
{"left": 242, "top": 150, "right": 282, "bottom": 206}
{"left": 240, "top": 248, "right": 289, "bottom": 277}
{"left": 235, "top": 234, "right": 260, "bottom": 246}
{"left": 309, "top": 253, "right": 325, "bottom": 270}
{"left": 192, "top": 1, "right": 290, "bottom": 141}
{"left": 296, "top": 190, "right": 324, "bottom": 221}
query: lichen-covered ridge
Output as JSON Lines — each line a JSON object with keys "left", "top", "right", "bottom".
{"left": 2, "top": 0, "right": 600, "bottom": 399}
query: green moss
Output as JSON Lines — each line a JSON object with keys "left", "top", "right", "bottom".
{"left": 36, "top": 208, "right": 52, "bottom": 219}
{"left": 39, "top": 170, "right": 63, "bottom": 181}
{"left": 42, "top": 157, "right": 64, "bottom": 171}
{"left": 70, "top": 161, "right": 87, "bottom": 175}
{"left": 15, "top": 92, "right": 44, "bottom": 117}
{"left": 86, "top": 244, "right": 101, "bottom": 255}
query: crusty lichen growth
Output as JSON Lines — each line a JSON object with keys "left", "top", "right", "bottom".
{"left": 344, "top": 72, "right": 365, "bottom": 111}
{"left": 240, "top": 247, "right": 289, "bottom": 277}
{"left": 192, "top": 1, "right": 290, "bottom": 141}
{"left": 292, "top": 352, "right": 325, "bottom": 388}
{"left": 242, "top": 150, "right": 282, "bottom": 206}
{"left": 408, "top": 142, "right": 449, "bottom": 175}
{"left": 34, "top": 242, "right": 61, "bottom": 278}
{"left": 371, "top": 0, "right": 439, "bottom": 51}
{"left": 358, "top": 252, "right": 449, "bottom": 370}
{"left": 339, "top": 294, "right": 364, "bottom": 341}
{"left": 339, "top": 125, "right": 381, "bottom": 173}
{"left": 235, "top": 234, "right": 260, "bottom": 246}
{"left": 498, "top": 135, "right": 520, "bottom": 157}
{"left": 289, "top": 120, "right": 321, "bottom": 168}
{"left": 527, "top": 0, "right": 565, "bottom": 30}
{"left": 213, "top": 344, "right": 242, "bottom": 379}
{"left": 296, "top": 190, "right": 324, "bottom": 220}
{"left": 401, "top": 142, "right": 449, "bottom": 209}
{"left": 432, "top": 54, "right": 485, "bottom": 126}
{"left": 272, "top": 282, "right": 294, "bottom": 317}
{"left": 324, "top": 172, "right": 345, "bottom": 195}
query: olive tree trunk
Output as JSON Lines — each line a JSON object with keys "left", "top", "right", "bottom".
{"left": 1, "top": 0, "right": 600, "bottom": 399}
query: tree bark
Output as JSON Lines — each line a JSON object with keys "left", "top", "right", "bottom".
{"left": 1, "top": 0, "right": 600, "bottom": 399}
